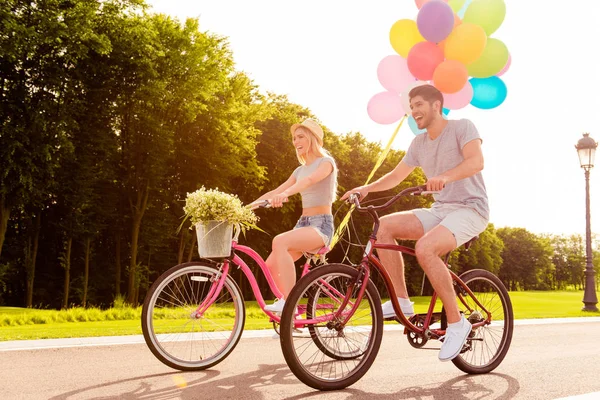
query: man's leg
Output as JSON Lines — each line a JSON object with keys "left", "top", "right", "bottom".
{"left": 415, "top": 224, "right": 473, "bottom": 362}
{"left": 413, "top": 225, "right": 459, "bottom": 322}
{"left": 377, "top": 212, "right": 424, "bottom": 298}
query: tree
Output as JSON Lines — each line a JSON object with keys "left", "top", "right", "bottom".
{"left": 497, "top": 227, "right": 554, "bottom": 291}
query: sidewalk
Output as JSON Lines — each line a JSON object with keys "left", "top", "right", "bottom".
{"left": 2, "top": 316, "right": 600, "bottom": 352}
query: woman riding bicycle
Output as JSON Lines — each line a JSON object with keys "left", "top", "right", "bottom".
{"left": 250, "top": 118, "right": 338, "bottom": 313}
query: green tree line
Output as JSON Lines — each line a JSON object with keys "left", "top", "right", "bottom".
{"left": 1, "top": 0, "right": 598, "bottom": 309}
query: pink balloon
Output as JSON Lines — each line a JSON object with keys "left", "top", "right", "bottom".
{"left": 496, "top": 53, "right": 511, "bottom": 76}
{"left": 377, "top": 55, "right": 416, "bottom": 94}
{"left": 443, "top": 81, "right": 473, "bottom": 110}
{"left": 367, "top": 91, "right": 405, "bottom": 124}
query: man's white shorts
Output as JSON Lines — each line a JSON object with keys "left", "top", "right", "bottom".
{"left": 412, "top": 204, "right": 488, "bottom": 248}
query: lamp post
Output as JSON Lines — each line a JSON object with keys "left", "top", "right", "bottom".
{"left": 576, "top": 132, "right": 598, "bottom": 312}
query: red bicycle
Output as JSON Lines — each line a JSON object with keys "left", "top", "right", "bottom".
{"left": 279, "top": 185, "right": 514, "bottom": 390}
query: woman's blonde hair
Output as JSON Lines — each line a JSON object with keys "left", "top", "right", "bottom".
{"left": 293, "top": 126, "right": 331, "bottom": 165}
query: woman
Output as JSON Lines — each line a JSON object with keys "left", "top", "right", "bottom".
{"left": 250, "top": 118, "right": 337, "bottom": 313}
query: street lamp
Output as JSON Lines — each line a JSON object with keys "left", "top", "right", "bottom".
{"left": 575, "top": 132, "right": 598, "bottom": 312}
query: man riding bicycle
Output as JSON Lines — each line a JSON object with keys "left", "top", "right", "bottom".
{"left": 341, "top": 84, "right": 489, "bottom": 362}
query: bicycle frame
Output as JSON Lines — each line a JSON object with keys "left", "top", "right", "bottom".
{"left": 193, "top": 239, "right": 344, "bottom": 323}
{"left": 294, "top": 185, "right": 495, "bottom": 336}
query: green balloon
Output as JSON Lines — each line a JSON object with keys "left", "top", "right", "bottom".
{"left": 448, "top": 0, "right": 466, "bottom": 13}
{"left": 463, "top": 0, "right": 506, "bottom": 36}
{"left": 467, "top": 38, "right": 509, "bottom": 78}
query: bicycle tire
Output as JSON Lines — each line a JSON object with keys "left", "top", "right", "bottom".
{"left": 142, "top": 262, "right": 245, "bottom": 371}
{"left": 447, "top": 269, "right": 514, "bottom": 374}
{"left": 279, "top": 263, "right": 383, "bottom": 390}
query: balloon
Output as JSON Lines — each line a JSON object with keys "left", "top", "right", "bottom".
{"left": 443, "top": 81, "right": 473, "bottom": 109}
{"left": 408, "top": 115, "right": 427, "bottom": 135}
{"left": 377, "top": 55, "right": 416, "bottom": 94}
{"left": 467, "top": 38, "right": 509, "bottom": 78}
{"left": 433, "top": 60, "right": 468, "bottom": 93}
{"left": 401, "top": 80, "right": 429, "bottom": 116}
{"left": 469, "top": 76, "right": 507, "bottom": 109}
{"left": 453, "top": 13, "right": 462, "bottom": 27}
{"left": 457, "top": 0, "right": 473, "bottom": 18}
{"left": 367, "top": 91, "right": 405, "bottom": 124}
{"left": 448, "top": 0, "right": 466, "bottom": 12}
{"left": 408, "top": 108, "right": 450, "bottom": 135}
{"left": 415, "top": 0, "right": 448, "bottom": 9}
{"left": 390, "top": 19, "right": 425, "bottom": 58}
{"left": 417, "top": 0, "right": 455, "bottom": 43}
{"left": 463, "top": 0, "right": 506, "bottom": 36}
{"left": 407, "top": 42, "right": 445, "bottom": 81}
{"left": 444, "top": 23, "right": 487, "bottom": 65}
{"left": 496, "top": 52, "right": 511, "bottom": 76}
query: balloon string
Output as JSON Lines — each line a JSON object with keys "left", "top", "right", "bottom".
{"left": 330, "top": 114, "right": 407, "bottom": 249}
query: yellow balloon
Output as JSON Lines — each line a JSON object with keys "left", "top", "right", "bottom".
{"left": 444, "top": 23, "right": 487, "bottom": 65}
{"left": 390, "top": 19, "right": 425, "bottom": 58}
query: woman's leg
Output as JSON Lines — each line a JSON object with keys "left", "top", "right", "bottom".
{"left": 265, "top": 227, "right": 325, "bottom": 298}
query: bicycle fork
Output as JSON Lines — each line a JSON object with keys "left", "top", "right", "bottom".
{"left": 190, "top": 261, "right": 230, "bottom": 319}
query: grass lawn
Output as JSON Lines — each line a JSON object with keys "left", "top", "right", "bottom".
{"left": 1, "top": 291, "right": 599, "bottom": 341}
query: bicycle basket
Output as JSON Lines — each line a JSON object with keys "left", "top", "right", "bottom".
{"left": 195, "top": 220, "right": 233, "bottom": 258}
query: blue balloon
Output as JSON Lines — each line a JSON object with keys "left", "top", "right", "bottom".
{"left": 408, "top": 115, "right": 426, "bottom": 135}
{"left": 469, "top": 76, "right": 507, "bottom": 109}
{"left": 408, "top": 108, "right": 451, "bottom": 135}
{"left": 457, "top": 0, "right": 473, "bottom": 18}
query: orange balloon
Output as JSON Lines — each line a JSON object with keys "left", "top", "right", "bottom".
{"left": 433, "top": 60, "right": 469, "bottom": 94}
{"left": 454, "top": 13, "right": 462, "bottom": 27}
{"left": 444, "top": 23, "right": 487, "bottom": 65}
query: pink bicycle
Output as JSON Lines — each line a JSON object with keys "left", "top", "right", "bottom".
{"left": 141, "top": 201, "right": 336, "bottom": 371}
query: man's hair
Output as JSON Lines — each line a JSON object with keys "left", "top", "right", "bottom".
{"left": 408, "top": 84, "right": 444, "bottom": 114}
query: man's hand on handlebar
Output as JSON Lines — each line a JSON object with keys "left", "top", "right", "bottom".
{"left": 426, "top": 175, "right": 448, "bottom": 192}
{"left": 340, "top": 186, "right": 370, "bottom": 203}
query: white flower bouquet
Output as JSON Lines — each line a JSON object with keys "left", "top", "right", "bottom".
{"left": 181, "top": 187, "right": 260, "bottom": 258}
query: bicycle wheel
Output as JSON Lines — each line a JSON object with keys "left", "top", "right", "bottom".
{"left": 142, "top": 262, "right": 245, "bottom": 371}
{"left": 447, "top": 269, "right": 514, "bottom": 374}
{"left": 305, "top": 275, "right": 366, "bottom": 360}
{"left": 280, "top": 263, "right": 383, "bottom": 391}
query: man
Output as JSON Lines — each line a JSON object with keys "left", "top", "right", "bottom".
{"left": 341, "top": 84, "right": 489, "bottom": 361}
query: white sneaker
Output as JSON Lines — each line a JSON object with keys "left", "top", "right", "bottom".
{"left": 381, "top": 298, "right": 415, "bottom": 319}
{"left": 264, "top": 298, "right": 286, "bottom": 313}
{"left": 439, "top": 316, "right": 472, "bottom": 362}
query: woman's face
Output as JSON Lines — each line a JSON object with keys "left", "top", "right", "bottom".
{"left": 292, "top": 127, "right": 312, "bottom": 157}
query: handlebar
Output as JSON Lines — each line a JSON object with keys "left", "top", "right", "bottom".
{"left": 348, "top": 185, "right": 438, "bottom": 212}
{"left": 347, "top": 185, "right": 439, "bottom": 235}
{"left": 247, "top": 200, "right": 272, "bottom": 210}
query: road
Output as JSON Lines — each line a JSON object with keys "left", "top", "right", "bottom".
{"left": 1, "top": 319, "right": 600, "bottom": 399}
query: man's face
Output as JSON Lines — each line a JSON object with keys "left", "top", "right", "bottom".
{"left": 410, "top": 95, "right": 438, "bottom": 130}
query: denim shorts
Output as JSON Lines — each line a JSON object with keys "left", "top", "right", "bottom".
{"left": 294, "top": 214, "right": 335, "bottom": 247}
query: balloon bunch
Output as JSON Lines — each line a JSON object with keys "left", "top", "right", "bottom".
{"left": 367, "top": 0, "right": 509, "bottom": 134}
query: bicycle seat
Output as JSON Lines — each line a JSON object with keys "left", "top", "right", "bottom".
{"left": 463, "top": 236, "right": 479, "bottom": 250}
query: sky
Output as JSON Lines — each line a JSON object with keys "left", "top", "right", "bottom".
{"left": 146, "top": 0, "right": 600, "bottom": 237}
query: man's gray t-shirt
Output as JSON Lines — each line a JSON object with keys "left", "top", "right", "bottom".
{"left": 402, "top": 119, "right": 489, "bottom": 220}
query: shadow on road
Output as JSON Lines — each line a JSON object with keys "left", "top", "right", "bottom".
{"left": 49, "top": 360, "right": 519, "bottom": 400}
{"left": 283, "top": 373, "right": 520, "bottom": 400}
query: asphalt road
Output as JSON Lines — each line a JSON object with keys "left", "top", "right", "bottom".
{"left": 1, "top": 319, "right": 600, "bottom": 400}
